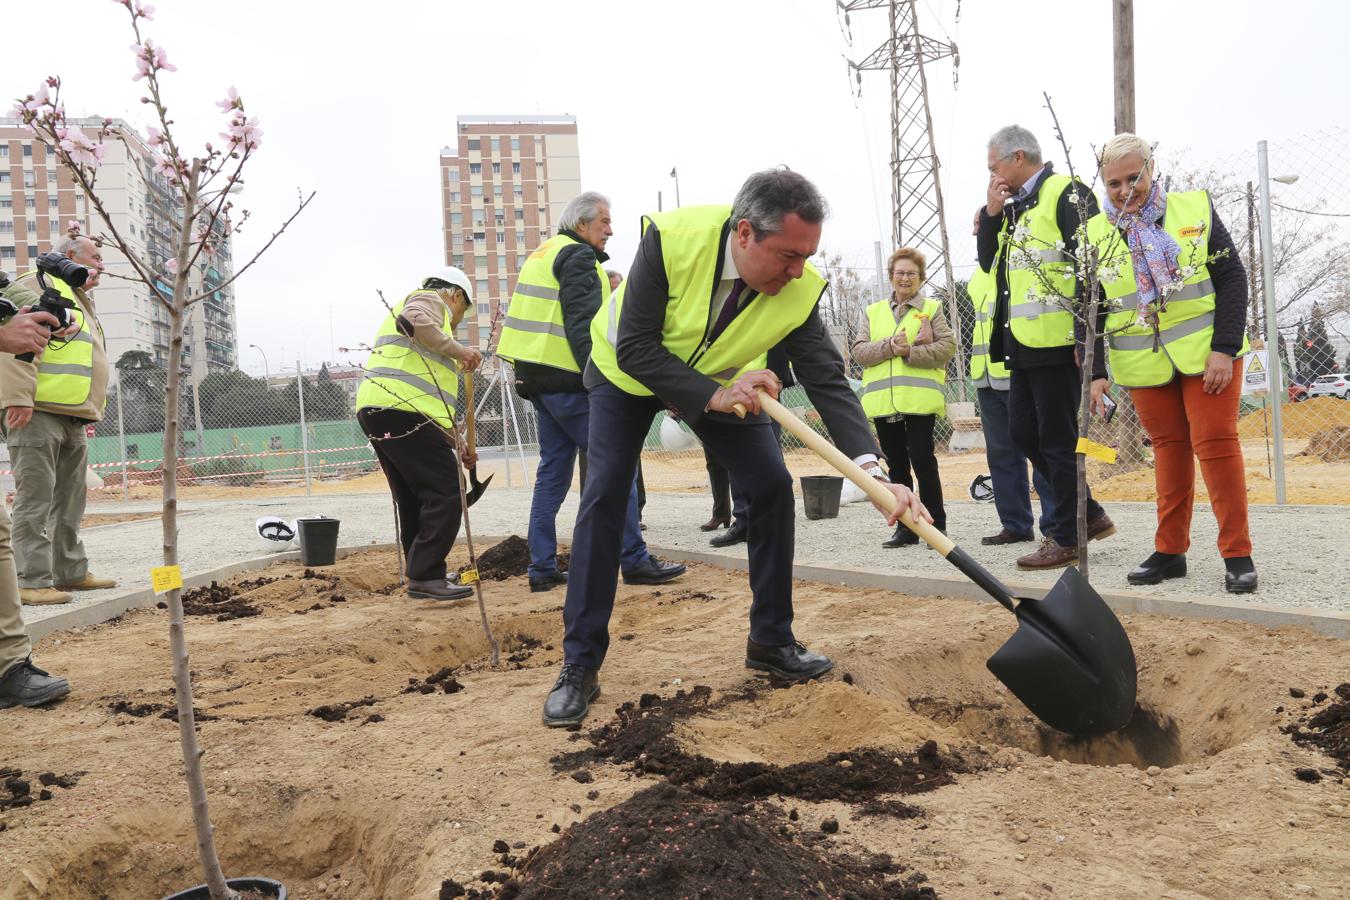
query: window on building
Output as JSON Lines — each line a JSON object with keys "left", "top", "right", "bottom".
{"left": 22, "top": 173, "right": 35, "bottom": 188}
{"left": 26, "top": 221, "right": 36, "bottom": 234}
{"left": 25, "top": 198, "right": 35, "bottom": 209}
{"left": 494, "top": 212, "right": 505, "bottom": 226}
{"left": 473, "top": 230, "right": 485, "bottom": 242}
{"left": 0, "top": 247, "right": 13, "bottom": 260}
{"left": 0, "top": 199, "right": 10, "bottom": 208}
{"left": 469, "top": 162, "right": 481, "bottom": 175}
{"left": 46, "top": 170, "right": 55, "bottom": 184}
{"left": 516, "top": 253, "right": 526, "bottom": 268}
{"left": 27, "top": 245, "right": 38, "bottom": 258}
{"left": 474, "top": 254, "right": 487, "bottom": 269}
{"left": 450, "top": 212, "right": 462, "bottom": 225}
{"left": 495, "top": 231, "right": 505, "bottom": 244}
{"left": 449, "top": 191, "right": 460, "bottom": 203}
{"left": 0, "top": 223, "right": 13, "bottom": 234}
{"left": 452, "top": 254, "right": 464, "bottom": 267}
{"left": 515, "top": 230, "right": 525, "bottom": 244}
{"left": 467, "top": 139, "right": 480, "bottom": 151}
{"left": 472, "top": 209, "right": 485, "bottom": 225}
{"left": 477, "top": 302, "right": 489, "bottom": 315}
{"left": 470, "top": 185, "right": 483, "bottom": 197}
{"left": 512, "top": 162, "right": 521, "bottom": 175}
{"left": 511, "top": 137, "right": 520, "bottom": 152}
{"left": 0, "top": 146, "right": 7, "bottom": 158}
{"left": 493, "top": 184, "right": 502, "bottom": 196}
{"left": 446, "top": 165, "right": 460, "bottom": 181}
{"left": 496, "top": 254, "right": 506, "bottom": 269}
{"left": 515, "top": 208, "right": 525, "bottom": 221}
{"left": 22, "top": 146, "right": 32, "bottom": 158}
{"left": 475, "top": 279, "right": 488, "bottom": 295}
{"left": 48, "top": 198, "right": 58, "bottom": 209}
{"left": 0, "top": 173, "right": 10, "bottom": 183}
{"left": 491, "top": 162, "right": 500, "bottom": 174}
{"left": 513, "top": 186, "right": 523, "bottom": 199}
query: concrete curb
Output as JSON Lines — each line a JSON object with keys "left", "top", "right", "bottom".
{"left": 651, "top": 547, "right": 1350, "bottom": 640}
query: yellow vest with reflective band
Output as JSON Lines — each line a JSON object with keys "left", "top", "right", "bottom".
{"left": 17, "top": 274, "right": 99, "bottom": 407}
{"left": 859, "top": 297, "right": 947, "bottom": 417}
{"left": 1086, "top": 190, "right": 1249, "bottom": 388}
{"left": 589, "top": 205, "right": 827, "bottom": 397}
{"left": 497, "top": 234, "right": 606, "bottom": 373}
{"left": 998, "top": 172, "right": 1078, "bottom": 349}
{"left": 355, "top": 291, "right": 460, "bottom": 427}
{"left": 967, "top": 265, "right": 1009, "bottom": 389}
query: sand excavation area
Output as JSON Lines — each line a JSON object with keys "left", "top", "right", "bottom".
{"left": 2, "top": 542, "right": 1348, "bottom": 899}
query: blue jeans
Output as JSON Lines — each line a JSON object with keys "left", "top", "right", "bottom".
{"left": 527, "top": 391, "right": 648, "bottom": 580}
{"left": 978, "top": 386, "right": 1055, "bottom": 538}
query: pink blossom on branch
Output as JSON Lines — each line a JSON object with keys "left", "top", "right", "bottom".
{"left": 11, "top": 83, "right": 51, "bottom": 121}
{"left": 220, "top": 112, "right": 262, "bottom": 152}
{"left": 146, "top": 125, "right": 165, "bottom": 147}
{"left": 164, "top": 258, "right": 179, "bottom": 274}
{"left": 59, "top": 128, "right": 106, "bottom": 168}
{"left": 215, "top": 86, "right": 240, "bottom": 112}
{"left": 130, "top": 40, "right": 176, "bottom": 81}
{"left": 135, "top": 3, "right": 154, "bottom": 19}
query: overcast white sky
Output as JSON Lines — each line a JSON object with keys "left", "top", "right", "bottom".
{"left": 8, "top": 0, "right": 1347, "bottom": 374}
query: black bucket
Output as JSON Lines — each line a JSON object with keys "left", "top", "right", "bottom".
{"left": 296, "top": 516, "right": 340, "bottom": 566}
{"left": 162, "top": 876, "right": 286, "bottom": 899}
{"left": 799, "top": 475, "right": 844, "bottom": 520}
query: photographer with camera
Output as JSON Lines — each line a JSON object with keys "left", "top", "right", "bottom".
{"left": 0, "top": 235, "right": 116, "bottom": 607}
{"left": 0, "top": 277, "right": 73, "bottom": 708}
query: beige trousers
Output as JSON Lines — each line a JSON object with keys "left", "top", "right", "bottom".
{"left": 4, "top": 410, "right": 90, "bottom": 589}
{"left": 0, "top": 503, "right": 32, "bottom": 675}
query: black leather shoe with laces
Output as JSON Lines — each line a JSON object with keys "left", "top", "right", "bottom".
{"left": 542, "top": 663, "right": 600, "bottom": 727}
{"left": 1127, "top": 551, "right": 1187, "bottom": 585}
{"left": 622, "top": 557, "right": 687, "bottom": 585}
{"left": 0, "top": 656, "right": 71, "bottom": 709}
{"left": 745, "top": 639, "right": 833, "bottom": 681}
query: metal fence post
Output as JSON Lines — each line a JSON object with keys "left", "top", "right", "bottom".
{"left": 116, "top": 378, "right": 128, "bottom": 504}
{"left": 1256, "top": 141, "right": 1287, "bottom": 505}
{"left": 296, "top": 360, "right": 312, "bottom": 497}
{"left": 500, "top": 367, "right": 512, "bottom": 488}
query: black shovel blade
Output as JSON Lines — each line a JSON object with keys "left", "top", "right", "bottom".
{"left": 466, "top": 469, "right": 493, "bottom": 507}
{"left": 986, "top": 566, "right": 1137, "bottom": 738}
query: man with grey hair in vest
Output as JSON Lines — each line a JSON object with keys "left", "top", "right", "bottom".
{"left": 497, "top": 191, "right": 684, "bottom": 595}
{"left": 0, "top": 234, "right": 115, "bottom": 607}
{"left": 979, "top": 125, "right": 1114, "bottom": 570}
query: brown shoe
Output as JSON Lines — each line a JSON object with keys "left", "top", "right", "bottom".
{"left": 20, "top": 588, "right": 73, "bottom": 606}
{"left": 981, "top": 528, "right": 1035, "bottom": 546}
{"left": 699, "top": 516, "right": 730, "bottom": 532}
{"left": 56, "top": 573, "right": 117, "bottom": 591}
{"left": 1016, "top": 538, "right": 1080, "bottom": 570}
{"left": 1086, "top": 513, "right": 1116, "bottom": 542}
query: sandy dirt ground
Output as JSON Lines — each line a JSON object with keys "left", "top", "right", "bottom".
{"left": 1, "top": 546, "right": 1347, "bottom": 899}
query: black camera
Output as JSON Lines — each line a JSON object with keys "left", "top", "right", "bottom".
{"left": 14, "top": 252, "right": 86, "bottom": 362}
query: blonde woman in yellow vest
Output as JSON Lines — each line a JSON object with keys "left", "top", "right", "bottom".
{"left": 1088, "top": 134, "right": 1256, "bottom": 593}
{"left": 0, "top": 235, "right": 116, "bottom": 606}
{"left": 850, "top": 247, "right": 955, "bottom": 548}
{"left": 355, "top": 266, "right": 482, "bottom": 602}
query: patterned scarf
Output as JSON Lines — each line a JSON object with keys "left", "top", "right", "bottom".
{"left": 1102, "top": 179, "right": 1181, "bottom": 308}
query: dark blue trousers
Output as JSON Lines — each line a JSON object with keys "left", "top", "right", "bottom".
{"left": 563, "top": 382, "right": 796, "bottom": 669}
{"left": 978, "top": 386, "right": 1055, "bottom": 538}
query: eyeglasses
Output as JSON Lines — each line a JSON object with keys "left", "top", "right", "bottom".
{"left": 891, "top": 270, "right": 921, "bottom": 279}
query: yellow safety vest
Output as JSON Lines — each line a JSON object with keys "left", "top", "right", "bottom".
{"left": 1086, "top": 190, "right": 1249, "bottom": 388}
{"left": 355, "top": 291, "right": 460, "bottom": 427}
{"left": 15, "top": 273, "right": 99, "bottom": 407}
{"left": 589, "top": 205, "right": 826, "bottom": 397}
{"left": 497, "top": 234, "right": 607, "bottom": 373}
{"left": 859, "top": 297, "right": 947, "bottom": 417}
{"left": 997, "top": 172, "right": 1078, "bottom": 349}
{"left": 967, "top": 265, "right": 1009, "bottom": 389}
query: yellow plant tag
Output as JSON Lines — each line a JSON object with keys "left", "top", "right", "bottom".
{"left": 459, "top": 568, "right": 480, "bottom": 585}
{"left": 1075, "top": 438, "right": 1118, "bottom": 464}
{"left": 150, "top": 565, "right": 183, "bottom": 595}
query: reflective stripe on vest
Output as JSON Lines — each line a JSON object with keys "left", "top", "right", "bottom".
{"left": 966, "top": 265, "right": 1008, "bottom": 390}
{"left": 859, "top": 297, "right": 946, "bottom": 417}
{"left": 496, "top": 234, "right": 605, "bottom": 373}
{"left": 355, "top": 292, "right": 460, "bottom": 427}
{"left": 18, "top": 275, "right": 97, "bottom": 407}
{"left": 998, "top": 172, "right": 1078, "bottom": 349}
{"left": 1086, "top": 189, "right": 1249, "bottom": 388}
{"left": 589, "top": 205, "right": 827, "bottom": 398}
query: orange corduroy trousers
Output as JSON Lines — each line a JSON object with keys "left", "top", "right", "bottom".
{"left": 1129, "top": 357, "right": 1252, "bottom": 558}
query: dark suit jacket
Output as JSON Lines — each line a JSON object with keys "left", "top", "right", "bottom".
{"left": 582, "top": 215, "right": 879, "bottom": 460}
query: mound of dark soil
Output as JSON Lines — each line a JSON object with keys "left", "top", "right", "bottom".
{"left": 307, "top": 696, "right": 378, "bottom": 722}
{"left": 505, "top": 783, "right": 934, "bottom": 899}
{"left": 181, "top": 581, "right": 261, "bottom": 621}
{"left": 554, "top": 685, "right": 969, "bottom": 803}
{"left": 461, "top": 536, "right": 532, "bottom": 581}
{"left": 1285, "top": 682, "right": 1350, "bottom": 773}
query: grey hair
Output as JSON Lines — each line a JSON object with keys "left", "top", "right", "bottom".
{"left": 730, "top": 167, "right": 829, "bottom": 240}
{"left": 53, "top": 234, "right": 85, "bottom": 256}
{"left": 604, "top": 269, "right": 622, "bottom": 282}
{"left": 988, "top": 125, "right": 1043, "bottom": 165}
{"left": 559, "top": 191, "right": 610, "bottom": 232}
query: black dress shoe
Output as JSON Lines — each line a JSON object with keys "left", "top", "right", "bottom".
{"left": 699, "top": 515, "right": 730, "bottom": 532}
{"left": 1224, "top": 557, "right": 1258, "bottom": 594}
{"left": 981, "top": 528, "right": 1035, "bottom": 546}
{"left": 1127, "top": 551, "right": 1187, "bottom": 586}
{"left": 529, "top": 571, "right": 568, "bottom": 593}
{"left": 882, "top": 524, "right": 920, "bottom": 548}
{"left": 542, "top": 663, "right": 600, "bottom": 727}
{"left": 622, "top": 556, "right": 687, "bottom": 585}
{"left": 745, "top": 639, "right": 833, "bottom": 681}
{"left": 709, "top": 520, "right": 748, "bottom": 548}
{"left": 407, "top": 578, "right": 474, "bottom": 601}
{"left": 0, "top": 656, "right": 71, "bottom": 709}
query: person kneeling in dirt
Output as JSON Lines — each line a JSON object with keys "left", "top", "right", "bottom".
{"left": 355, "top": 266, "right": 482, "bottom": 602}
{"left": 0, "top": 279, "right": 72, "bottom": 709}
{"left": 541, "top": 168, "right": 931, "bottom": 727}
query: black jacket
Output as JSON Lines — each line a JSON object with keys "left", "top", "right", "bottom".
{"left": 513, "top": 229, "right": 608, "bottom": 396}
{"left": 583, "top": 216, "right": 878, "bottom": 459}
{"left": 976, "top": 162, "right": 1098, "bottom": 371}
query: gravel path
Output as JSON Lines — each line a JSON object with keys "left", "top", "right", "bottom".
{"left": 21, "top": 486, "right": 1350, "bottom": 632}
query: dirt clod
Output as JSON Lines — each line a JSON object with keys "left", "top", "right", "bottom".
{"left": 492, "top": 839, "right": 510, "bottom": 854}
{"left": 307, "top": 697, "right": 378, "bottom": 722}
{"left": 1284, "top": 683, "right": 1350, "bottom": 772}
{"left": 570, "top": 770, "right": 593, "bottom": 784}
{"left": 459, "top": 536, "right": 531, "bottom": 581}
{"left": 821, "top": 816, "right": 840, "bottom": 833}
{"left": 181, "top": 580, "right": 261, "bottom": 621}
{"left": 439, "top": 879, "right": 466, "bottom": 899}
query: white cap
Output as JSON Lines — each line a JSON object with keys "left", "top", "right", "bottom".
{"left": 425, "top": 265, "right": 473, "bottom": 302}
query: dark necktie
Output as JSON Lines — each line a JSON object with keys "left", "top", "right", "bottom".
{"left": 709, "top": 278, "right": 747, "bottom": 343}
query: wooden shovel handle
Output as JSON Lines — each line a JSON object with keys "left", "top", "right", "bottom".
{"left": 464, "top": 371, "right": 477, "bottom": 455}
{"left": 734, "top": 391, "right": 956, "bottom": 556}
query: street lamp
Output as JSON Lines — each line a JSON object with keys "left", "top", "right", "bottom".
{"left": 249, "top": 343, "right": 269, "bottom": 380}
{"left": 1256, "top": 142, "right": 1299, "bottom": 504}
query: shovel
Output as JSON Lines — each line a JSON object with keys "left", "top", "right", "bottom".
{"left": 463, "top": 371, "right": 493, "bottom": 507}
{"left": 740, "top": 391, "right": 1137, "bottom": 738}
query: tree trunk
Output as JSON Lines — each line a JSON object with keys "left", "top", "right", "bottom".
{"left": 161, "top": 164, "right": 238, "bottom": 900}
{"left": 1076, "top": 279, "right": 1103, "bottom": 583}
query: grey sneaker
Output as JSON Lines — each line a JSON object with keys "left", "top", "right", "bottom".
{"left": 0, "top": 657, "right": 71, "bottom": 709}
{"left": 407, "top": 578, "right": 473, "bottom": 601}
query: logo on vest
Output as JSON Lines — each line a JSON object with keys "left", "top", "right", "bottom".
{"left": 1178, "top": 225, "right": 1205, "bottom": 238}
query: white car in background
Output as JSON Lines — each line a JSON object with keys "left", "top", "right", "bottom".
{"left": 1307, "top": 373, "right": 1350, "bottom": 399}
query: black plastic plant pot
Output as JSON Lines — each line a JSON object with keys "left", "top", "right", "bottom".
{"left": 296, "top": 515, "right": 340, "bottom": 566}
{"left": 162, "top": 876, "right": 287, "bottom": 900}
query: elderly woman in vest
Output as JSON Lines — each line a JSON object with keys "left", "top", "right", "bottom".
{"left": 1087, "top": 134, "right": 1256, "bottom": 593}
{"left": 851, "top": 248, "right": 956, "bottom": 547}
